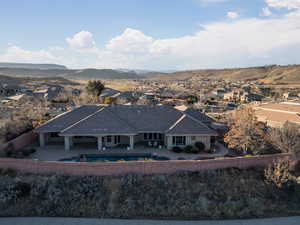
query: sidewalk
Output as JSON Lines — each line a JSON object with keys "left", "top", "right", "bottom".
{"left": 0, "top": 217, "right": 299, "bottom": 225}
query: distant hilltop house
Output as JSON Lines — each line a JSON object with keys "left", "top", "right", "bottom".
{"left": 34, "top": 105, "right": 217, "bottom": 151}
{"left": 254, "top": 102, "right": 300, "bottom": 128}
{"left": 0, "top": 84, "right": 22, "bottom": 96}
{"left": 224, "top": 90, "right": 263, "bottom": 102}
{"left": 32, "top": 85, "right": 64, "bottom": 101}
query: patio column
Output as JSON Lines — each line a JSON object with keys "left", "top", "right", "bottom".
{"left": 97, "top": 136, "right": 103, "bottom": 151}
{"left": 64, "top": 136, "right": 70, "bottom": 151}
{"left": 129, "top": 135, "right": 134, "bottom": 150}
{"left": 39, "top": 133, "right": 45, "bottom": 147}
{"left": 70, "top": 136, "right": 74, "bottom": 148}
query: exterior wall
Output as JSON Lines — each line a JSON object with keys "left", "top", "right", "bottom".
{"left": 187, "top": 136, "right": 211, "bottom": 150}
{"left": 0, "top": 153, "right": 298, "bottom": 177}
{"left": 166, "top": 135, "right": 211, "bottom": 150}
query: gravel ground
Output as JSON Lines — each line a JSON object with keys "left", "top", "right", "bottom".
{"left": 0, "top": 217, "right": 299, "bottom": 225}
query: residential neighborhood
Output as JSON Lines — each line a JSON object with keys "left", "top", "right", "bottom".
{"left": 1, "top": 0, "right": 300, "bottom": 224}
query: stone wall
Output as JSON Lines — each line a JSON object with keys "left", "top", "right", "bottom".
{"left": 0, "top": 153, "right": 297, "bottom": 177}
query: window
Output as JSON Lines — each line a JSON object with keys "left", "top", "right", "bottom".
{"left": 172, "top": 136, "right": 186, "bottom": 145}
{"left": 191, "top": 136, "right": 196, "bottom": 141}
{"left": 144, "top": 133, "right": 148, "bottom": 140}
{"left": 106, "top": 136, "right": 112, "bottom": 143}
{"left": 158, "top": 133, "right": 163, "bottom": 140}
{"left": 114, "top": 136, "right": 120, "bottom": 144}
{"left": 153, "top": 133, "right": 157, "bottom": 140}
{"left": 149, "top": 133, "right": 153, "bottom": 140}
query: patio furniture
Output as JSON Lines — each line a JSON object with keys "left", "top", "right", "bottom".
{"left": 148, "top": 141, "right": 153, "bottom": 147}
{"left": 102, "top": 147, "right": 106, "bottom": 151}
{"left": 153, "top": 141, "right": 158, "bottom": 147}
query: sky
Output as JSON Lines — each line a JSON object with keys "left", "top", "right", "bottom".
{"left": 0, "top": 0, "right": 300, "bottom": 70}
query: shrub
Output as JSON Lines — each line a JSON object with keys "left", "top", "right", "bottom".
{"left": 172, "top": 146, "right": 182, "bottom": 153}
{"left": 183, "top": 145, "right": 194, "bottom": 153}
{"left": 195, "top": 142, "right": 206, "bottom": 152}
{"left": 264, "top": 159, "right": 296, "bottom": 189}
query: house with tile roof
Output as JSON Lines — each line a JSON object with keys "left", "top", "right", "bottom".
{"left": 34, "top": 105, "right": 217, "bottom": 151}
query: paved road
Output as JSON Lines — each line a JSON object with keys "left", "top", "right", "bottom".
{"left": 0, "top": 217, "right": 299, "bottom": 225}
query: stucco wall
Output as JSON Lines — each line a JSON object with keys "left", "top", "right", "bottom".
{"left": 166, "top": 135, "right": 211, "bottom": 150}
{"left": 0, "top": 153, "right": 297, "bottom": 177}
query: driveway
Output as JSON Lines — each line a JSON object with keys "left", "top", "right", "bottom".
{"left": 0, "top": 217, "right": 299, "bottom": 225}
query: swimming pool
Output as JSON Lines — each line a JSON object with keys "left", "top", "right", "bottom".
{"left": 60, "top": 153, "right": 170, "bottom": 162}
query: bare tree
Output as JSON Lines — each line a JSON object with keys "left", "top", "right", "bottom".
{"left": 268, "top": 121, "right": 300, "bottom": 154}
{"left": 224, "top": 106, "right": 268, "bottom": 155}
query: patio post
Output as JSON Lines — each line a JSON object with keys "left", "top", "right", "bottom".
{"left": 129, "top": 135, "right": 134, "bottom": 150}
{"left": 70, "top": 136, "right": 74, "bottom": 147}
{"left": 97, "top": 136, "right": 103, "bottom": 151}
{"left": 64, "top": 136, "right": 70, "bottom": 151}
{"left": 39, "top": 133, "right": 45, "bottom": 147}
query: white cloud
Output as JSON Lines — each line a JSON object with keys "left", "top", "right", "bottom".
{"left": 266, "top": 0, "right": 300, "bottom": 9}
{"left": 227, "top": 11, "right": 239, "bottom": 19}
{"left": 2, "top": 8, "right": 300, "bottom": 70}
{"left": 106, "top": 28, "right": 154, "bottom": 54}
{"left": 261, "top": 7, "right": 273, "bottom": 16}
{"left": 66, "top": 31, "right": 96, "bottom": 50}
{"left": 0, "top": 45, "right": 57, "bottom": 64}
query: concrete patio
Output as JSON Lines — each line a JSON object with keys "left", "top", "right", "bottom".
{"left": 28, "top": 142, "right": 228, "bottom": 161}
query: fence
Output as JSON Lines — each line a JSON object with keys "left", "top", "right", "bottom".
{"left": 0, "top": 153, "right": 298, "bottom": 177}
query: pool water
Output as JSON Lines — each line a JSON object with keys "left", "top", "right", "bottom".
{"left": 61, "top": 153, "right": 170, "bottom": 162}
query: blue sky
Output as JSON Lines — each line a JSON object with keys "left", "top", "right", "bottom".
{"left": 0, "top": 0, "right": 300, "bottom": 70}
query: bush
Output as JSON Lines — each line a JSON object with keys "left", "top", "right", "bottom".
{"left": 172, "top": 146, "right": 182, "bottom": 153}
{"left": 183, "top": 145, "right": 194, "bottom": 153}
{"left": 264, "top": 159, "right": 296, "bottom": 189}
{"left": 195, "top": 142, "right": 206, "bottom": 152}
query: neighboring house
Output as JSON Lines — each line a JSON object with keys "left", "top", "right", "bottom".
{"left": 254, "top": 102, "right": 300, "bottom": 128}
{"left": 33, "top": 85, "right": 64, "bottom": 101}
{"left": 100, "top": 88, "right": 121, "bottom": 99}
{"left": 0, "top": 84, "right": 22, "bottom": 96}
{"left": 34, "top": 105, "right": 217, "bottom": 151}
{"left": 240, "top": 93, "right": 264, "bottom": 103}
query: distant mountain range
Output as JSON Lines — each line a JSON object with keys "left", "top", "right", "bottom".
{"left": 0, "top": 62, "right": 67, "bottom": 70}
{"left": 1, "top": 62, "right": 300, "bottom": 83}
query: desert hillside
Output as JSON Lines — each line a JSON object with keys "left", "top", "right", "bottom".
{"left": 152, "top": 65, "right": 300, "bottom": 83}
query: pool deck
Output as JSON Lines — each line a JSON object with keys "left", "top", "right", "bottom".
{"left": 28, "top": 142, "right": 228, "bottom": 161}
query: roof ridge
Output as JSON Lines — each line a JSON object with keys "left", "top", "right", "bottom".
{"left": 60, "top": 107, "right": 105, "bottom": 134}
{"left": 183, "top": 111, "right": 216, "bottom": 132}
{"left": 106, "top": 107, "right": 137, "bottom": 131}
{"left": 166, "top": 114, "right": 186, "bottom": 132}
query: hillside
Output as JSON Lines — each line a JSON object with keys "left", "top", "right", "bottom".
{"left": 151, "top": 65, "right": 300, "bottom": 83}
{"left": 0, "top": 63, "right": 67, "bottom": 70}
{"left": 0, "top": 74, "right": 78, "bottom": 87}
{"left": 0, "top": 68, "right": 142, "bottom": 80}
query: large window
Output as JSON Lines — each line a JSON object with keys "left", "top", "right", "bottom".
{"left": 106, "top": 136, "right": 112, "bottom": 143}
{"left": 114, "top": 136, "right": 120, "bottom": 144}
{"left": 172, "top": 136, "right": 186, "bottom": 146}
{"left": 144, "top": 133, "right": 163, "bottom": 140}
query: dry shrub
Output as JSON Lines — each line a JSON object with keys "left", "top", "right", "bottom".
{"left": 264, "top": 159, "right": 296, "bottom": 189}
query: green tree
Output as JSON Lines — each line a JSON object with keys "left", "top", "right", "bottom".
{"left": 85, "top": 80, "right": 105, "bottom": 97}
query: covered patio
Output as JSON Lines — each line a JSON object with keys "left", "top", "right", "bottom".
{"left": 38, "top": 132, "right": 166, "bottom": 151}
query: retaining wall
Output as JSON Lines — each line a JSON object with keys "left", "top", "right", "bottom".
{"left": 0, "top": 153, "right": 298, "bottom": 177}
